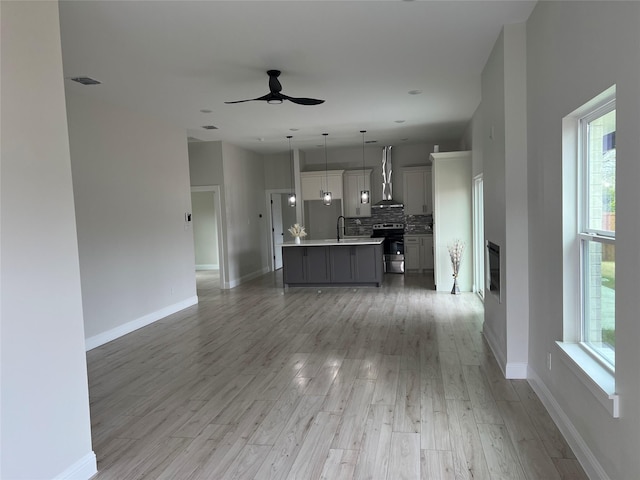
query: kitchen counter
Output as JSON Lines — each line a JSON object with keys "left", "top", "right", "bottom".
{"left": 282, "top": 239, "right": 384, "bottom": 287}
{"left": 282, "top": 238, "right": 383, "bottom": 247}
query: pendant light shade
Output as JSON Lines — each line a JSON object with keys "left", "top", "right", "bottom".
{"left": 360, "top": 130, "right": 370, "bottom": 204}
{"left": 322, "top": 133, "right": 332, "bottom": 206}
{"left": 287, "top": 135, "right": 296, "bottom": 207}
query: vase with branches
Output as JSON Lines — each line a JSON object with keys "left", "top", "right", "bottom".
{"left": 288, "top": 223, "right": 307, "bottom": 244}
{"left": 447, "top": 239, "right": 465, "bottom": 294}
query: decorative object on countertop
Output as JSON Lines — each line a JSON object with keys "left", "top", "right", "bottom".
{"left": 448, "top": 239, "right": 465, "bottom": 294}
{"left": 288, "top": 223, "right": 307, "bottom": 244}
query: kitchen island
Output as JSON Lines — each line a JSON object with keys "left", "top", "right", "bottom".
{"left": 282, "top": 238, "right": 384, "bottom": 287}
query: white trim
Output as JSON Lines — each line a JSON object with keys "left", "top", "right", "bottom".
{"left": 52, "top": 451, "right": 97, "bottom": 480}
{"left": 224, "top": 266, "right": 269, "bottom": 289}
{"left": 555, "top": 342, "right": 618, "bottom": 417}
{"left": 528, "top": 368, "right": 612, "bottom": 480}
{"left": 195, "top": 264, "right": 218, "bottom": 270}
{"left": 85, "top": 296, "right": 198, "bottom": 350}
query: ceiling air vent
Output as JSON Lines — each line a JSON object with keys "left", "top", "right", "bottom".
{"left": 70, "top": 76, "right": 101, "bottom": 85}
{"left": 201, "top": 125, "right": 218, "bottom": 130}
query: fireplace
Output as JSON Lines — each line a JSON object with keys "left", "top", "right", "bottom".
{"left": 487, "top": 241, "right": 501, "bottom": 302}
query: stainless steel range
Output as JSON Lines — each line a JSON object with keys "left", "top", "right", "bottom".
{"left": 371, "top": 223, "right": 405, "bottom": 273}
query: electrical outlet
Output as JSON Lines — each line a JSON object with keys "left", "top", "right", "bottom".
{"left": 547, "top": 352, "right": 552, "bottom": 370}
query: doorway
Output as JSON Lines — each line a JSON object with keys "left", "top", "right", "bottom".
{"left": 191, "top": 186, "right": 225, "bottom": 289}
{"left": 267, "top": 190, "right": 297, "bottom": 271}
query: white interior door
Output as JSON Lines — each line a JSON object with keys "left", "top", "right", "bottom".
{"left": 271, "top": 194, "right": 284, "bottom": 270}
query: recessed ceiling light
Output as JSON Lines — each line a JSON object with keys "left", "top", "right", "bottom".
{"left": 395, "top": 120, "right": 406, "bottom": 124}
{"left": 290, "top": 128, "right": 299, "bottom": 132}
{"left": 201, "top": 125, "right": 218, "bottom": 130}
{"left": 408, "top": 89, "right": 422, "bottom": 95}
{"left": 70, "top": 76, "right": 101, "bottom": 85}
{"left": 401, "top": 138, "right": 409, "bottom": 141}
{"left": 200, "top": 109, "right": 213, "bottom": 113}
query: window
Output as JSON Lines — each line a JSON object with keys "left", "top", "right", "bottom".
{"left": 560, "top": 86, "right": 618, "bottom": 417}
{"left": 579, "top": 102, "right": 616, "bottom": 367}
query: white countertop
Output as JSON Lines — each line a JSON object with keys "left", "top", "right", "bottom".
{"left": 282, "top": 238, "right": 384, "bottom": 247}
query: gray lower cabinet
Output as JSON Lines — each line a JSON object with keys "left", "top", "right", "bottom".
{"left": 283, "top": 244, "right": 382, "bottom": 287}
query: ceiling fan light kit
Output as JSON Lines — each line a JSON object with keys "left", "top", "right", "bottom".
{"left": 225, "top": 70, "right": 325, "bottom": 106}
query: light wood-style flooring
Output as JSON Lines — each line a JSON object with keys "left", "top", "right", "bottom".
{"left": 87, "top": 270, "right": 588, "bottom": 480}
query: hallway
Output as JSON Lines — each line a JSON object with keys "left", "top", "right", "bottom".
{"left": 86, "top": 271, "right": 587, "bottom": 479}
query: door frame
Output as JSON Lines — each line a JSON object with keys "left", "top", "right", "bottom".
{"left": 472, "top": 174, "right": 484, "bottom": 299}
{"left": 265, "top": 189, "right": 295, "bottom": 272}
{"left": 191, "top": 185, "right": 225, "bottom": 289}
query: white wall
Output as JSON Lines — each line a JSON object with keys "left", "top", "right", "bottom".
{"left": 189, "top": 141, "right": 224, "bottom": 186}
{"left": 221, "top": 143, "right": 269, "bottom": 286}
{"left": 0, "top": 2, "right": 96, "bottom": 478}
{"left": 188, "top": 141, "right": 270, "bottom": 288}
{"left": 479, "top": 24, "right": 529, "bottom": 379}
{"left": 481, "top": 29, "right": 508, "bottom": 369}
{"left": 264, "top": 152, "right": 293, "bottom": 190}
{"left": 66, "top": 93, "right": 197, "bottom": 347}
{"left": 526, "top": 2, "right": 640, "bottom": 479}
{"left": 431, "top": 152, "right": 473, "bottom": 292}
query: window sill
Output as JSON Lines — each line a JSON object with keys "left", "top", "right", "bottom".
{"left": 556, "top": 341, "right": 619, "bottom": 418}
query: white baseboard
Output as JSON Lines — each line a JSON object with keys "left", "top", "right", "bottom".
{"left": 225, "top": 266, "right": 270, "bottom": 289}
{"left": 85, "top": 296, "right": 199, "bottom": 351}
{"left": 528, "top": 367, "right": 610, "bottom": 480}
{"left": 196, "top": 264, "right": 219, "bottom": 270}
{"left": 53, "top": 451, "right": 97, "bottom": 480}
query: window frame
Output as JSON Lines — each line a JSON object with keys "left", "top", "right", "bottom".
{"left": 577, "top": 99, "right": 616, "bottom": 370}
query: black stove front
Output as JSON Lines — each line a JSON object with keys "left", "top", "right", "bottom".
{"left": 371, "top": 223, "right": 405, "bottom": 273}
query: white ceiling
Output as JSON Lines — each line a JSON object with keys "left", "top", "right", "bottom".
{"left": 58, "top": 1, "right": 536, "bottom": 155}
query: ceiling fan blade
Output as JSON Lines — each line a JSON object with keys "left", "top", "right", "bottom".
{"left": 283, "top": 95, "right": 325, "bottom": 106}
{"left": 224, "top": 99, "right": 255, "bottom": 104}
{"left": 224, "top": 93, "right": 273, "bottom": 104}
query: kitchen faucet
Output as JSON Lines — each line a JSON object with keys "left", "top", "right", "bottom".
{"left": 336, "top": 215, "right": 345, "bottom": 241}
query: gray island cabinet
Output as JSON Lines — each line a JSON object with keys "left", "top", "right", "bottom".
{"left": 282, "top": 238, "right": 384, "bottom": 287}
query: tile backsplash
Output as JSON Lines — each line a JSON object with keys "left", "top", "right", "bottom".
{"left": 344, "top": 209, "right": 432, "bottom": 236}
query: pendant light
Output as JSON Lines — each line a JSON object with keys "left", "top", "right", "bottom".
{"left": 360, "top": 130, "right": 370, "bottom": 204}
{"left": 322, "top": 133, "right": 332, "bottom": 205}
{"left": 287, "top": 135, "right": 296, "bottom": 207}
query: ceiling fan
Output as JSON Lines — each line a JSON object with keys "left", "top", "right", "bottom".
{"left": 225, "top": 70, "right": 325, "bottom": 106}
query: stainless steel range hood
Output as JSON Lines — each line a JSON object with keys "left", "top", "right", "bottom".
{"left": 373, "top": 146, "right": 404, "bottom": 208}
